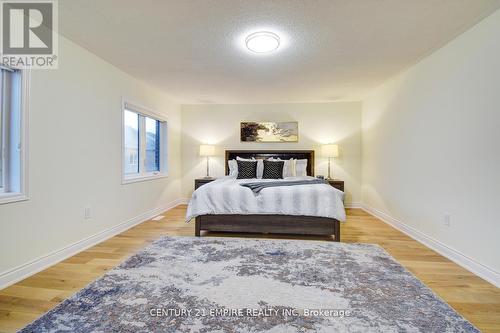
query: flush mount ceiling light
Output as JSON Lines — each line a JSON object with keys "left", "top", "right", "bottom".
{"left": 245, "top": 31, "right": 280, "bottom": 53}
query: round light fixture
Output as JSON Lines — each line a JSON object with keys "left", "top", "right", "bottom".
{"left": 245, "top": 31, "right": 280, "bottom": 53}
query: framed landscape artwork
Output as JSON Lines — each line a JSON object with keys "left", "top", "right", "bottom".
{"left": 240, "top": 121, "right": 299, "bottom": 142}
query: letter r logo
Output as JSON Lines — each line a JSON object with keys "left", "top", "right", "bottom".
{"left": 2, "top": 1, "right": 53, "bottom": 54}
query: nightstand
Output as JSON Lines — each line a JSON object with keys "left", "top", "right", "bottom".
{"left": 327, "top": 179, "right": 344, "bottom": 192}
{"left": 195, "top": 178, "right": 215, "bottom": 190}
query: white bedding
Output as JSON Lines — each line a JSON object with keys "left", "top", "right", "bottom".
{"left": 186, "top": 176, "right": 346, "bottom": 222}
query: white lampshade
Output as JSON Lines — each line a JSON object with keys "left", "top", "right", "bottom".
{"left": 199, "top": 145, "right": 216, "bottom": 157}
{"left": 321, "top": 144, "right": 339, "bottom": 158}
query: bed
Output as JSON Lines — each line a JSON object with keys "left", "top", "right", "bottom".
{"left": 187, "top": 150, "right": 345, "bottom": 241}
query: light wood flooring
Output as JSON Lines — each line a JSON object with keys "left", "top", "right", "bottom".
{"left": 0, "top": 206, "right": 499, "bottom": 332}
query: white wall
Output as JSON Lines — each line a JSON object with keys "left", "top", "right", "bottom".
{"left": 181, "top": 103, "right": 362, "bottom": 205}
{"left": 362, "top": 9, "right": 500, "bottom": 280}
{"left": 0, "top": 36, "right": 182, "bottom": 277}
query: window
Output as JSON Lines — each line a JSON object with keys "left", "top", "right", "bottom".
{"left": 0, "top": 65, "right": 28, "bottom": 204}
{"left": 122, "top": 101, "right": 167, "bottom": 183}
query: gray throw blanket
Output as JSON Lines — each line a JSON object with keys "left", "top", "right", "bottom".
{"left": 240, "top": 179, "right": 328, "bottom": 194}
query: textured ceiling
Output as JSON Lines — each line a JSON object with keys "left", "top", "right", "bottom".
{"left": 59, "top": 0, "right": 500, "bottom": 104}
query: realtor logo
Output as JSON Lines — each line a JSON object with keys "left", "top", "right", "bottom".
{"left": 1, "top": 0, "right": 58, "bottom": 69}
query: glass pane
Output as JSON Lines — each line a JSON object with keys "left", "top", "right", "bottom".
{"left": 0, "top": 69, "right": 22, "bottom": 193}
{"left": 0, "top": 70, "right": 3, "bottom": 189}
{"left": 145, "top": 117, "right": 160, "bottom": 172}
{"left": 123, "top": 110, "right": 139, "bottom": 175}
{"left": 7, "top": 70, "right": 22, "bottom": 193}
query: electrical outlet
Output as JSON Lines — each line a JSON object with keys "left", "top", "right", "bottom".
{"left": 443, "top": 213, "right": 451, "bottom": 227}
{"left": 84, "top": 207, "right": 91, "bottom": 220}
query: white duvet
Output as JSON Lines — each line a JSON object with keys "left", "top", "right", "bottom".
{"left": 186, "top": 176, "right": 346, "bottom": 222}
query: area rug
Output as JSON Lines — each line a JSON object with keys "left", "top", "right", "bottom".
{"left": 20, "top": 236, "right": 478, "bottom": 332}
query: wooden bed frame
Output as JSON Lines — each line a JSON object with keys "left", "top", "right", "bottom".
{"left": 195, "top": 150, "right": 340, "bottom": 241}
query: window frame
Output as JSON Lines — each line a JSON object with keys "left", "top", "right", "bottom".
{"left": 0, "top": 67, "right": 30, "bottom": 205}
{"left": 121, "top": 99, "right": 168, "bottom": 184}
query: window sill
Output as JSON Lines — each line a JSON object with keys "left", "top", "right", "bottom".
{"left": 0, "top": 192, "right": 29, "bottom": 205}
{"left": 122, "top": 173, "right": 168, "bottom": 185}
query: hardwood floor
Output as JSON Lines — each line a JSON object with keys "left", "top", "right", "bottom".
{"left": 1, "top": 206, "right": 499, "bottom": 332}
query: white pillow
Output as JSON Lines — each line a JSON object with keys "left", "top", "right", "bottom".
{"left": 295, "top": 159, "right": 308, "bottom": 177}
{"left": 236, "top": 156, "right": 255, "bottom": 161}
{"left": 285, "top": 159, "right": 296, "bottom": 177}
{"left": 228, "top": 159, "right": 238, "bottom": 176}
{"left": 256, "top": 160, "right": 264, "bottom": 178}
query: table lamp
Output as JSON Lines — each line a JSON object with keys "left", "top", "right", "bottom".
{"left": 321, "top": 144, "right": 339, "bottom": 180}
{"left": 199, "top": 145, "right": 216, "bottom": 178}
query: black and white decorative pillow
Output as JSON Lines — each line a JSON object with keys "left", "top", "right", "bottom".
{"left": 236, "top": 160, "right": 258, "bottom": 179}
{"left": 262, "top": 160, "right": 284, "bottom": 179}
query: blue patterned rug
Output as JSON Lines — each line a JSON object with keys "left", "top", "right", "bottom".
{"left": 20, "top": 237, "right": 477, "bottom": 332}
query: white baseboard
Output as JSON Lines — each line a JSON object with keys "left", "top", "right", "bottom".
{"left": 177, "top": 198, "right": 190, "bottom": 205}
{"left": 361, "top": 204, "right": 500, "bottom": 288}
{"left": 0, "top": 198, "right": 186, "bottom": 290}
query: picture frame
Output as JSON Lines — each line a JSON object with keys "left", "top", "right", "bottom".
{"left": 240, "top": 121, "right": 299, "bottom": 142}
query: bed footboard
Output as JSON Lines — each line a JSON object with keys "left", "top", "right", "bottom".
{"left": 195, "top": 215, "right": 340, "bottom": 241}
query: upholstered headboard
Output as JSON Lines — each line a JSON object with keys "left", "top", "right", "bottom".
{"left": 225, "top": 150, "right": 315, "bottom": 176}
